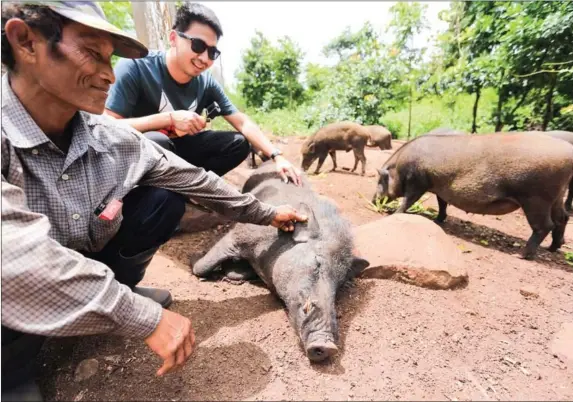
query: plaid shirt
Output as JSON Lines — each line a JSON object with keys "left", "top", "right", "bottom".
{"left": 1, "top": 73, "right": 276, "bottom": 339}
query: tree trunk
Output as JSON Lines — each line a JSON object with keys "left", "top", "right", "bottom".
{"left": 495, "top": 92, "right": 504, "bottom": 132}
{"left": 407, "top": 84, "right": 413, "bottom": 140}
{"left": 471, "top": 85, "right": 481, "bottom": 133}
{"left": 494, "top": 71, "right": 506, "bottom": 132}
{"left": 542, "top": 74, "right": 557, "bottom": 131}
{"left": 131, "top": 1, "right": 176, "bottom": 51}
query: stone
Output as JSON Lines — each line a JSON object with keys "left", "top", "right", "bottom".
{"left": 354, "top": 214, "right": 469, "bottom": 290}
{"left": 519, "top": 287, "right": 539, "bottom": 299}
{"left": 550, "top": 322, "right": 573, "bottom": 367}
{"left": 74, "top": 359, "right": 99, "bottom": 382}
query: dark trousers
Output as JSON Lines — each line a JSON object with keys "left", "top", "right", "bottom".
{"left": 1, "top": 186, "right": 185, "bottom": 394}
{"left": 144, "top": 130, "right": 251, "bottom": 177}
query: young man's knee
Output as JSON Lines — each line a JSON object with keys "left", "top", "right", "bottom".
{"left": 230, "top": 132, "right": 251, "bottom": 161}
{"left": 144, "top": 131, "right": 176, "bottom": 153}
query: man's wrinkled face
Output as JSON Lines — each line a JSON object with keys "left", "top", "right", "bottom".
{"left": 171, "top": 22, "right": 217, "bottom": 77}
{"left": 35, "top": 21, "right": 115, "bottom": 114}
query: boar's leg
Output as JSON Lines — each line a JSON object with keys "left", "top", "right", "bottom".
{"left": 436, "top": 196, "right": 448, "bottom": 223}
{"left": 314, "top": 153, "right": 328, "bottom": 175}
{"left": 328, "top": 150, "right": 337, "bottom": 171}
{"left": 221, "top": 259, "right": 258, "bottom": 281}
{"left": 565, "top": 179, "right": 573, "bottom": 212}
{"left": 192, "top": 231, "right": 242, "bottom": 277}
{"left": 395, "top": 188, "right": 427, "bottom": 214}
{"left": 520, "top": 196, "right": 555, "bottom": 260}
{"left": 351, "top": 147, "right": 367, "bottom": 176}
{"left": 549, "top": 199, "right": 569, "bottom": 252}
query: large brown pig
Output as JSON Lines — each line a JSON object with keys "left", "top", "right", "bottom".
{"left": 372, "top": 132, "right": 573, "bottom": 260}
{"left": 523, "top": 130, "right": 573, "bottom": 211}
{"left": 301, "top": 121, "right": 370, "bottom": 176}
{"left": 364, "top": 125, "right": 392, "bottom": 150}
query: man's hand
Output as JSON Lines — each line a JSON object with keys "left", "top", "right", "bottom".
{"left": 270, "top": 205, "right": 308, "bottom": 232}
{"left": 169, "top": 110, "right": 207, "bottom": 136}
{"left": 145, "top": 309, "right": 196, "bottom": 376}
{"left": 274, "top": 155, "right": 302, "bottom": 186}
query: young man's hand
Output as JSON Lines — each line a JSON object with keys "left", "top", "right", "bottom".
{"left": 274, "top": 155, "right": 302, "bottom": 186}
{"left": 145, "top": 309, "right": 196, "bottom": 376}
{"left": 270, "top": 205, "right": 308, "bottom": 232}
{"left": 169, "top": 110, "right": 207, "bottom": 136}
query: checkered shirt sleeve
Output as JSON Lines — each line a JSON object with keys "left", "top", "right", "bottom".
{"left": 1, "top": 158, "right": 163, "bottom": 338}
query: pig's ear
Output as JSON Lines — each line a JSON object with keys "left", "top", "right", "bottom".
{"left": 308, "top": 142, "right": 316, "bottom": 153}
{"left": 292, "top": 203, "right": 319, "bottom": 243}
{"left": 350, "top": 256, "right": 370, "bottom": 277}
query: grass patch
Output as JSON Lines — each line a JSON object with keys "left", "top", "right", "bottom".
{"left": 565, "top": 251, "right": 573, "bottom": 267}
{"left": 358, "top": 192, "right": 438, "bottom": 219}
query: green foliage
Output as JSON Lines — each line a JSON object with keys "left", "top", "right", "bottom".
{"left": 228, "top": 1, "right": 572, "bottom": 138}
{"left": 236, "top": 31, "right": 305, "bottom": 111}
{"left": 98, "top": 1, "right": 134, "bottom": 68}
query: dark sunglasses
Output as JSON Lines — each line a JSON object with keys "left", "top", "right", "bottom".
{"left": 175, "top": 31, "right": 221, "bottom": 61}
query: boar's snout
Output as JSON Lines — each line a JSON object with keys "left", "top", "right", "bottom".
{"left": 306, "top": 340, "right": 338, "bottom": 362}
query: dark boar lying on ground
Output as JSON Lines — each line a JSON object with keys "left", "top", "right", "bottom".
{"left": 192, "top": 160, "right": 369, "bottom": 362}
{"left": 364, "top": 125, "right": 392, "bottom": 150}
{"left": 300, "top": 121, "right": 370, "bottom": 175}
{"left": 372, "top": 132, "right": 573, "bottom": 260}
{"left": 523, "top": 130, "right": 573, "bottom": 211}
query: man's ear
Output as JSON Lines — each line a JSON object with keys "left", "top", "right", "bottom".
{"left": 4, "top": 18, "right": 40, "bottom": 65}
{"left": 168, "top": 30, "right": 177, "bottom": 47}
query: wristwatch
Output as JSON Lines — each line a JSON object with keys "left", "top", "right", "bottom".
{"left": 270, "top": 149, "right": 283, "bottom": 160}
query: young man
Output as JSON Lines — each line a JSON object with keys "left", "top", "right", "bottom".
{"left": 104, "top": 2, "right": 301, "bottom": 185}
{"left": 1, "top": 2, "right": 306, "bottom": 400}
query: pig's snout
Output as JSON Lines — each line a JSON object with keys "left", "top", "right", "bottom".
{"left": 306, "top": 341, "right": 338, "bottom": 362}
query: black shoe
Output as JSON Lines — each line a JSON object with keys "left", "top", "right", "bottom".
{"left": 2, "top": 379, "right": 43, "bottom": 401}
{"left": 133, "top": 287, "right": 173, "bottom": 308}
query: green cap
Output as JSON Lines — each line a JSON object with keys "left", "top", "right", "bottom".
{"left": 5, "top": 1, "right": 148, "bottom": 59}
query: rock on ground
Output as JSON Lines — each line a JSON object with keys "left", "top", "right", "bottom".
{"left": 550, "top": 322, "right": 573, "bottom": 367}
{"left": 354, "top": 213, "right": 469, "bottom": 290}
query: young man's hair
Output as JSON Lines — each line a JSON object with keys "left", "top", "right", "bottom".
{"left": 1, "top": 4, "right": 69, "bottom": 72}
{"left": 172, "top": 2, "right": 223, "bottom": 39}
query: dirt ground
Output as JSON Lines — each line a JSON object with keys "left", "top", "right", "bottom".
{"left": 38, "top": 137, "right": 573, "bottom": 401}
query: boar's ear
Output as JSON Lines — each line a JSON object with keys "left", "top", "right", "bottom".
{"left": 350, "top": 256, "right": 370, "bottom": 277}
{"left": 292, "top": 203, "right": 320, "bottom": 243}
{"left": 308, "top": 142, "right": 316, "bottom": 153}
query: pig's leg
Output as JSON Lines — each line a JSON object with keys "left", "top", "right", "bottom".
{"left": 549, "top": 200, "right": 569, "bottom": 252}
{"left": 328, "top": 150, "right": 337, "bottom": 171}
{"left": 192, "top": 231, "right": 242, "bottom": 277}
{"left": 351, "top": 147, "right": 367, "bottom": 176}
{"left": 221, "top": 259, "right": 258, "bottom": 282}
{"left": 565, "top": 179, "right": 573, "bottom": 212}
{"left": 395, "top": 188, "right": 426, "bottom": 214}
{"left": 436, "top": 196, "right": 448, "bottom": 223}
{"left": 314, "top": 153, "right": 328, "bottom": 174}
{"left": 519, "top": 197, "right": 554, "bottom": 260}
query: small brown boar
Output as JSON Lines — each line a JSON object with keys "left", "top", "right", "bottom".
{"left": 364, "top": 125, "right": 392, "bottom": 150}
{"left": 300, "top": 121, "right": 370, "bottom": 175}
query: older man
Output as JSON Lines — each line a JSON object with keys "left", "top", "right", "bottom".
{"left": 1, "top": 2, "right": 306, "bottom": 400}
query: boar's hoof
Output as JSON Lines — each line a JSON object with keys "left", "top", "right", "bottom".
{"left": 306, "top": 341, "right": 338, "bottom": 362}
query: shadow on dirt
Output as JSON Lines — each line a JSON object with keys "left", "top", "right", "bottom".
{"left": 37, "top": 295, "right": 280, "bottom": 401}
{"left": 432, "top": 215, "right": 572, "bottom": 273}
